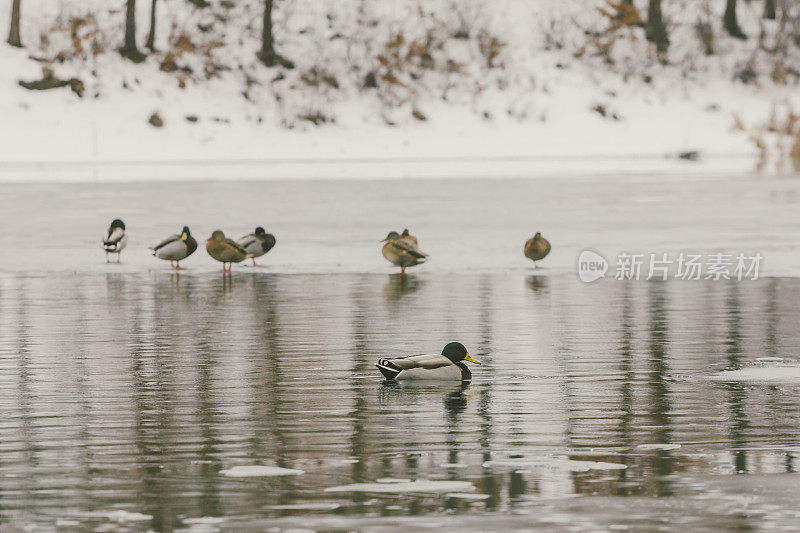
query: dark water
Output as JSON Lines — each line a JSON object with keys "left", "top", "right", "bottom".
{"left": 2, "top": 272, "right": 800, "bottom": 531}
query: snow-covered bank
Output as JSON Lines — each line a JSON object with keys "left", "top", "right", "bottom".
{"left": 2, "top": 0, "right": 799, "bottom": 178}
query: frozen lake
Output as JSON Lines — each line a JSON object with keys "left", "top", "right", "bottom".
{"left": 2, "top": 176, "right": 800, "bottom": 531}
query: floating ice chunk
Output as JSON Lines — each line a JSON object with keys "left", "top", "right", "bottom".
{"left": 445, "top": 492, "right": 490, "bottom": 500}
{"left": 376, "top": 478, "right": 412, "bottom": 483}
{"left": 483, "top": 457, "right": 627, "bottom": 471}
{"left": 220, "top": 465, "right": 304, "bottom": 477}
{"left": 636, "top": 444, "right": 681, "bottom": 450}
{"left": 183, "top": 517, "right": 226, "bottom": 524}
{"left": 85, "top": 510, "right": 152, "bottom": 523}
{"left": 325, "top": 480, "right": 475, "bottom": 493}
{"left": 710, "top": 366, "right": 800, "bottom": 383}
{"left": 264, "top": 503, "right": 341, "bottom": 511}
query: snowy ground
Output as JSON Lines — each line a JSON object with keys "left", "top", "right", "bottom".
{"left": 2, "top": 0, "right": 799, "bottom": 178}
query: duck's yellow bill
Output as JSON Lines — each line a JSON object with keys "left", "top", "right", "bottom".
{"left": 181, "top": 232, "right": 188, "bottom": 240}
{"left": 464, "top": 354, "right": 481, "bottom": 365}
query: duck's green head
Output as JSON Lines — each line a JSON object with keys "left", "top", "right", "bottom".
{"left": 442, "top": 342, "right": 480, "bottom": 365}
{"left": 402, "top": 228, "right": 411, "bottom": 237}
{"left": 181, "top": 226, "right": 191, "bottom": 240}
{"left": 110, "top": 219, "right": 125, "bottom": 230}
{"left": 255, "top": 226, "right": 266, "bottom": 236}
{"left": 382, "top": 231, "right": 401, "bottom": 242}
{"left": 210, "top": 230, "right": 225, "bottom": 241}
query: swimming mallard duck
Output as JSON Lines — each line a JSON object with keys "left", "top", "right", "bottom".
{"left": 381, "top": 231, "right": 427, "bottom": 274}
{"left": 400, "top": 228, "right": 418, "bottom": 246}
{"left": 207, "top": 230, "right": 251, "bottom": 272}
{"left": 524, "top": 232, "right": 551, "bottom": 267}
{"left": 376, "top": 342, "right": 480, "bottom": 382}
{"left": 102, "top": 219, "right": 128, "bottom": 263}
{"left": 150, "top": 226, "right": 197, "bottom": 269}
{"left": 237, "top": 226, "right": 276, "bottom": 266}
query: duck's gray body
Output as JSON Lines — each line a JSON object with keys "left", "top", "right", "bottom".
{"left": 151, "top": 234, "right": 197, "bottom": 261}
{"left": 102, "top": 227, "right": 127, "bottom": 254}
{"left": 377, "top": 354, "right": 471, "bottom": 382}
{"left": 237, "top": 232, "right": 276, "bottom": 258}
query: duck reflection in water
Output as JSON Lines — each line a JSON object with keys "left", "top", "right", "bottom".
{"left": 526, "top": 275, "right": 549, "bottom": 293}
{"left": 383, "top": 273, "right": 424, "bottom": 303}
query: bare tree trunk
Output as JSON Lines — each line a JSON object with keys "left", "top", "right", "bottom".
{"left": 121, "top": 0, "right": 145, "bottom": 61}
{"left": 8, "top": 0, "right": 22, "bottom": 48}
{"left": 646, "top": 0, "right": 669, "bottom": 53}
{"left": 723, "top": 0, "right": 747, "bottom": 39}
{"left": 258, "top": 0, "right": 293, "bottom": 68}
{"left": 764, "top": 0, "right": 776, "bottom": 20}
{"left": 146, "top": 0, "right": 157, "bottom": 51}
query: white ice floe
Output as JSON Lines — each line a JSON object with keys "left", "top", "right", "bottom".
{"left": 182, "top": 517, "right": 226, "bottom": 524}
{"left": 84, "top": 510, "right": 152, "bottom": 523}
{"left": 445, "top": 493, "right": 490, "bottom": 500}
{"left": 636, "top": 444, "right": 681, "bottom": 451}
{"left": 483, "top": 457, "right": 627, "bottom": 472}
{"left": 710, "top": 366, "right": 800, "bottom": 383}
{"left": 264, "top": 503, "right": 341, "bottom": 511}
{"left": 325, "top": 479, "right": 475, "bottom": 493}
{"left": 220, "top": 465, "right": 305, "bottom": 477}
{"left": 376, "top": 478, "right": 412, "bottom": 484}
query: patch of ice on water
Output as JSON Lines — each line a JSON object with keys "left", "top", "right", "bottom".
{"left": 445, "top": 492, "right": 490, "bottom": 500}
{"left": 710, "top": 366, "right": 800, "bottom": 383}
{"left": 183, "top": 517, "right": 226, "bottom": 524}
{"left": 636, "top": 444, "right": 681, "bottom": 450}
{"left": 220, "top": 465, "right": 305, "bottom": 477}
{"left": 483, "top": 457, "right": 627, "bottom": 471}
{"left": 85, "top": 510, "right": 152, "bottom": 523}
{"left": 376, "top": 477, "right": 412, "bottom": 483}
{"left": 325, "top": 479, "right": 475, "bottom": 493}
{"left": 756, "top": 357, "right": 786, "bottom": 363}
{"left": 264, "top": 503, "right": 341, "bottom": 511}
{"left": 440, "top": 462, "right": 469, "bottom": 468}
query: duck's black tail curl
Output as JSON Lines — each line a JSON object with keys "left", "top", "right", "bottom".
{"left": 376, "top": 359, "right": 401, "bottom": 380}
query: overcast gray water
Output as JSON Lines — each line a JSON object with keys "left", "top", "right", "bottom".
{"left": 2, "top": 272, "right": 800, "bottom": 532}
{"left": 2, "top": 177, "right": 800, "bottom": 531}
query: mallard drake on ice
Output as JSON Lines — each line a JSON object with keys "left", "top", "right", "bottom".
{"left": 150, "top": 226, "right": 198, "bottom": 269}
{"left": 381, "top": 231, "right": 427, "bottom": 275}
{"left": 376, "top": 342, "right": 480, "bottom": 382}
{"left": 102, "top": 219, "right": 128, "bottom": 263}
{"left": 524, "top": 232, "right": 551, "bottom": 267}
{"left": 207, "top": 230, "right": 251, "bottom": 272}
{"left": 237, "top": 227, "right": 276, "bottom": 266}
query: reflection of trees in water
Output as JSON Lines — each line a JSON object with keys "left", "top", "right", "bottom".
{"left": 127, "top": 273, "right": 198, "bottom": 530}
{"left": 646, "top": 281, "right": 674, "bottom": 497}
{"left": 615, "top": 282, "right": 636, "bottom": 495}
{"left": 6, "top": 280, "right": 38, "bottom": 511}
{"left": 721, "top": 282, "right": 749, "bottom": 475}
{"left": 241, "top": 274, "right": 294, "bottom": 507}
{"left": 474, "top": 274, "right": 501, "bottom": 510}
{"left": 348, "top": 275, "right": 371, "bottom": 499}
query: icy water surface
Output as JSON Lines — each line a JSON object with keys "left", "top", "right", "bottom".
{"left": 2, "top": 176, "right": 800, "bottom": 531}
{"left": 2, "top": 272, "right": 800, "bottom": 532}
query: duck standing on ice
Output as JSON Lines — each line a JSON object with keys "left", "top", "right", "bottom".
{"left": 381, "top": 230, "right": 427, "bottom": 275}
{"left": 102, "top": 219, "right": 128, "bottom": 263}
